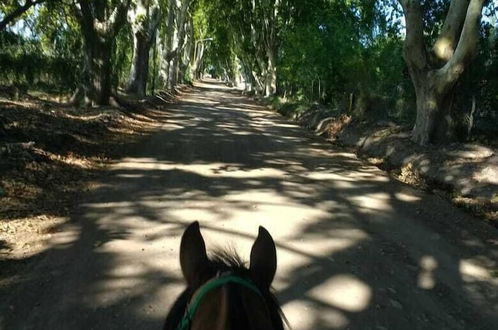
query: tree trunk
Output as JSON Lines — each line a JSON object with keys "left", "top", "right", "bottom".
{"left": 127, "top": 31, "right": 150, "bottom": 97}
{"left": 399, "top": 0, "right": 485, "bottom": 145}
{"left": 159, "top": 0, "right": 176, "bottom": 88}
{"left": 191, "top": 42, "right": 206, "bottom": 80}
{"left": 179, "top": 20, "right": 194, "bottom": 83}
{"left": 263, "top": 0, "right": 279, "bottom": 97}
{"left": 265, "top": 47, "right": 277, "bottom": 96}
{"left": 75, "top": 0, "right": 130, "bottom": 106}
{"left": 83, "top": 38, "right": 113, "bottom": 106}
{"left": 170, "top": 0, "right": 191, "bottom": 88}
{"left": 168, "top": 47, "right": 179, "bottom": 88}
{"left": 159, "top": 0, "right": 191, "bottom": 90}
{"left": 252, "top": 70, "right": 265, "bottom": 95}
{"left": 411, "top": 73, "right": 455, "bottom": 145}
{"left": 126, "top": 1, "right": 160, "bottom": 97}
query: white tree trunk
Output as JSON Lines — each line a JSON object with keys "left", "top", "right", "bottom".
{"left": 127, "top": 0, "right": 160, "bottom": 97}
{"left": 400, "top": 0, "right": 485, "bottom": 145}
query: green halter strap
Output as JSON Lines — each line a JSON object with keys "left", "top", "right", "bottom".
{"left": 177, "top": 273, "right": 262, "bottom": 330}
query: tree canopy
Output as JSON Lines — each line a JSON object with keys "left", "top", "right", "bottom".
{"left": 1, "top": 0, "right": 497, "bottom": 143}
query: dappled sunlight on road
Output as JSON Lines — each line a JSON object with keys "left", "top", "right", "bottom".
{"left": 3, "top": 81, "right": 496, "bottom": 330}
{"left": 311, "top": 275, "right": 372, "bottom": 312}
{"left": 70, "top": 83, "right": 496, "bottom": 329}
{"left": 283, "top": 274, "right": 372, "bottom": 329}
{"left": 49, "top": 223, "right": 81, "bottom": 248}
{"left": 418, "top": 255, "right": 438, "bottom": 289}
{"left": 351, "top": 192, "right": 393, "bottom": 213}
{"left": 459, "top": 259, "right": 496, "bottom": 281}
{"left": 115, "top": 159, "right": 288, "bottom": 179}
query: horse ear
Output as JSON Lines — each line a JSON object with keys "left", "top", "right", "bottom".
{"left": 180, "top": 221, "right": 209, "bottom": 286}
{"left": 250, "top": 226, "right": 277, "bottom": 289}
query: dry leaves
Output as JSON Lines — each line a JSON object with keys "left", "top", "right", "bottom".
{"left": 1, "top": 94, "right": 166, "bottom": 259}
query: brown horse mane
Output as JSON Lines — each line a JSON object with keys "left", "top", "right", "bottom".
{"left": 163, "top": 248, "right": 286, "bottom": 330}
{"left": 210, "top": 248, "right": 247, "bottom": 269}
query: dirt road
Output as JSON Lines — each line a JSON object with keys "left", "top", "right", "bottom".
{"left": 1, "top": 80, "right": 497, "bottom": 330}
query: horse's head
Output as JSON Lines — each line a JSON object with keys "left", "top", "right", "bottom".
{"left": 164, "top": 222, "right": 285, "bottom": 330}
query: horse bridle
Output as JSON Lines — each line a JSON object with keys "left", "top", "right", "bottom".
{"left": 177, "top": 272, "right": 263, "bottom": 330}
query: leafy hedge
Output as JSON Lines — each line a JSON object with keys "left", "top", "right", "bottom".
{"left": 0, "top": 31, "right": 79, "bottom": 92}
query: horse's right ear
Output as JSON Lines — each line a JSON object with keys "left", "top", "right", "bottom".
{"left": 179, "top": 221, "right": 209, "bottom": 287}
{"left": 250, "top": 226, "right": 277, "bottom": 289}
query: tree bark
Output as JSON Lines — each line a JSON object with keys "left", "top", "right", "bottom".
{"left": 411, "top": 72, "right": 456, "bottom": 145}
{"left": 159, "top": 0, "right": 177, "bottom": 88}
{"left": 432, "top": 0, "right": 469, "bottom": 62}
{"left": 158, "top": 0, "right": 191, "bottom": 90}
{"left": 179, "top": 17, "right": 194, "bottom": 82}
{"left": 265, "top": 46, "right": 277, "bottom": 96}
{"left": 126, "top": 1, "right": 160, "bottom": 97}
{"left": 169, "top": 0, "right": 191, "bottom": 88}
{"left": 75, "top": 0, "right": 130, "bottom": 106}
{"left": 191, "top": 42, "right": 206, "bottom": 80}
{"left": 83, "top": 37, "right": 113, "bottom": 105}
{"left": 127, "top": 32, "right": 150, "bottom": 97}
{"left": 400, "top": 0, "right": 485, "bottom": 145}
{"left": 263, "top": 0, "right": 279, "bottom": 97}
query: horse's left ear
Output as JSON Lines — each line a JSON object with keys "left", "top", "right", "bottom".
{"left": 180, "top": 221, "right": 210, "bottom": 287}
{"left": 250, "top": 226, "right": 277, "bottom": 289}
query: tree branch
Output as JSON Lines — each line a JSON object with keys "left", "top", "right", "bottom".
{"left": 438, "top": 0, "right": 486, "bottom": 89}
{"left": 106, "top": 0, "right": 131, "bottom": 37}
{"left": 0, "top": 0, "right": 46, "bottom": 31}
{"left": 433, "top": 0, "right": 469, "bottom": 62}
{"left": 147, "top": 7, "right": 162, "bottom": 46}
{"left": 399, "top": 0, "right": 428, "bottom": 72}
{"left": 76, "top": 0, "right": 96, "bottom": 40}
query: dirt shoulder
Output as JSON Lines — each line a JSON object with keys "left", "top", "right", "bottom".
{"left": 0, "top": 90, "right": 174, "bottom": 265}
{"left": 268, "top": 103, "right": 497, "bottom": 225}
